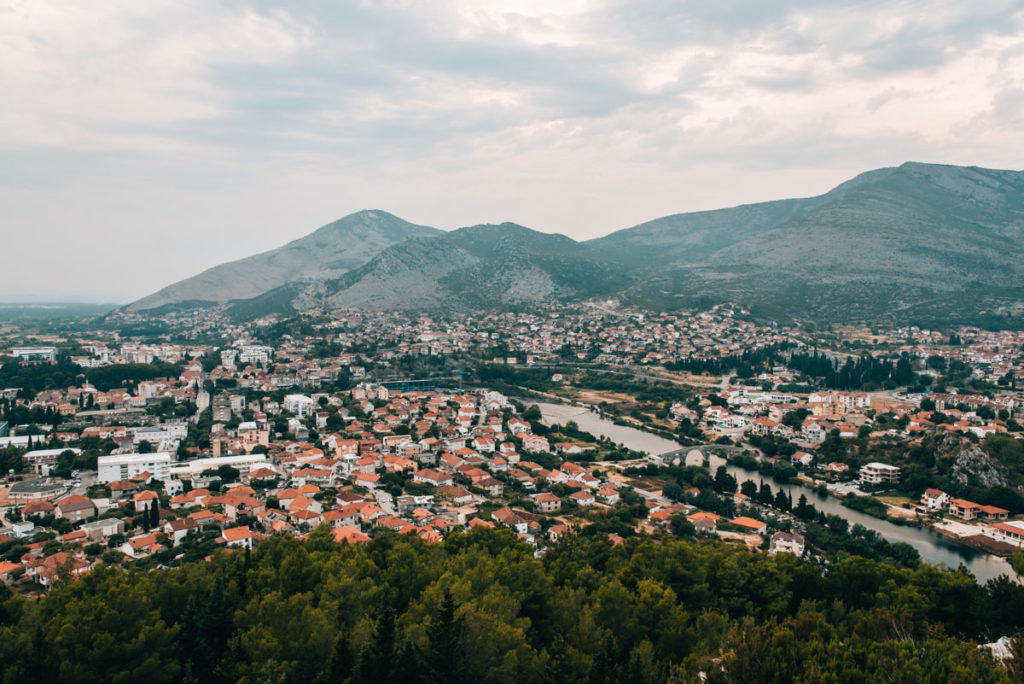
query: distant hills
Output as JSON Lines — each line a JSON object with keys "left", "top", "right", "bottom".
{"left": 128, "top": 163, "right": 1024, "bottom": 325}
{"left": 126, "top": 211, "right": 440, "bottom": 312}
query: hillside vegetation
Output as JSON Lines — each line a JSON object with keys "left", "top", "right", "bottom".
{"left": 1, "top": 527, "right": 1022, "bottom": 683}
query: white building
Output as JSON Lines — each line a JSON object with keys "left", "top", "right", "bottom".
{"left": 920, "top": 488, "right": 950, "bottom": 511}
{"left": 132, "top": 424, "right": 188, "bottom": 444}
{"left": 168, "top": 453, "right": 269, "bottom": 479}
{"left": 283, "top": 394, "right": 315, "bottom": 418}
{"left": 769, "top": 531, "right": 805, "bottom": 556}
{"left": 23, "top": 448, "right": 81, "bottom": 475}
{"left": 98, "top": 453, "right": 173, "bottom": 483}
{"left": 11, "top": 347, "right": 56, "bottom": 362}
{"left": 859, "top": 462, "right": 901, "bottom": 485}
{"left": 239, "top": 346, "right": 274, "bottom": 364}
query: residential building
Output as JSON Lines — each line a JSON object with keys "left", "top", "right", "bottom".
{"left": 769, "top": 531, "right": 805, "bottom": 556}
{"left": 859, "top": 462, "right": 901, "bottom": 486}
{"left": 531, "top": 492, "right": 562, "bottom": 513}
{"left": 920, "top": 488, "right": 950, "bottom": 511}
{"left": 948, "top": 498, "right": 982, "bottom": 520}
{"left": 98, "top": 453, "right": 173, "bottom": 483}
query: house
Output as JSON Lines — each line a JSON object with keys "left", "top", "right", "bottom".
{"left": 531, "top": 492, "right": 562, "bottom": 513}
{"left": 476, "top": 476, "right": 504, "bottom": 498}
{"left": 413, "top": 468, "right": 454, "bottom": 487}
{"left": 318, "top": 507, "right": 353, "bottom": 528}
{"left": 163, "top": 518, "right": 200, "bottom": 546}
{"left": 507, "top": 418, "right": 531, "bottom": 435}
{"left": 79, "top": 518, "right": 125, "bottom": 542}
{"left": 133, "top": 490, "right": 159, "bottom": 512}
{"left": 687, "top": 511, "right": 720, "bottom": 534}
{"left": 948, "top": 498, "right": 983, "bottom": 520}
{"left": 548, "top": 524, "right": 571, "bottom": 541}
{"left": 992, "top": 520, "right": 1024, "bottom": 545}
{"left": 24, "top": 552, "right": 91, "bottom": 586}
{"left": 22, "top": 500, "right": 55, "bottom": 517}
{"left": 0, "top": 560, "right": 21, "bottom": 584}
{"left": 920, "top": 488, "right": 950, "bottom": 511}
{"left": 596, "top": 484, "right": 620, "bottom": 505}
{"left": 61, "top": 529, "right": 88, "bottom": 546}
{"left": 491, "top": 507, "right": 529, "bottom": 535}
{"left": 769, "top": 531, "right": 805, "bottom": 556}
{"left": 521, "top": 434, "right": 550, "bottom": 453}
{"left": 730, "top": 516, "right": 768, "bottom": 534}
{"left": 569, "top": 491, "right": 596, "bottom": 507}
{"left": 437, "top": 485, "right": 474, "bottom": 506}
{"left": 980, "top": 505, "right": 1010, "bottom": 521}
{"left": 222, "top": 525, "right": 256, "bottom": 549}
{"left": 791, "top": 451, "right": 814, "bottom": 467}
{"left": 55, "top": 494, "right": 95, "bottom": 522}
{"left": 801, "top": 421, "right": 828, "bottom": 444}
{"left": 121, "top": 532, "right": 163, "bottom": 559}
{"left": 332, "top": 525, "right": 371, "bottom": 544}
{"left": 351, "top": 472, "right": 381, "bottom": 488}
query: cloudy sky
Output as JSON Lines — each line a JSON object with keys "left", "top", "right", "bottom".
{"left": 2, "top": 0, "right": 1024, "bottom": 303}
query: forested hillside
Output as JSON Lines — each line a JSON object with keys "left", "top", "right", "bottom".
{"left": 0, "top": 527, "right": 1021, "bottom": 683}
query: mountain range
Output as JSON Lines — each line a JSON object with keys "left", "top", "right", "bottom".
{"left": 127, "top": 163, "right": 1024, "bottom": 325}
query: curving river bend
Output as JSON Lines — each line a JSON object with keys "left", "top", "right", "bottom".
{"left": 536, "top": 401, "right": 1015, "bottom": 583}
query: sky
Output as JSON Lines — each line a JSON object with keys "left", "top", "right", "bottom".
{"left": 2, "top": 0, "right": 1024, "bottom": 303}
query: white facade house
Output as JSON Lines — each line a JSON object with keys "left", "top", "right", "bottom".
{"left": 283, "top": 394, "right": 315, "bottom": 418}
{"left": 98, "top": 453, "right": 173, "bottom": 483}
{"left": 920, "top": 488, "right": 951, "bottom": 511}
{"left": 769, "top": 531, "right": 805, "bottom": 556}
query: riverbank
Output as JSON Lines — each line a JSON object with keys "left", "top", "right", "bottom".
{"left": 534, "top": 399, "right": 1017, "bottom": 583}
{"left": 933, "top": 522, "right": 1020, "bottom": 558}
{"left": 839, "top": 494, "right": 923, "bottom": 527}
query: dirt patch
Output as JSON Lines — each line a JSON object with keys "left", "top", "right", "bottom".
{"left": 884, "top": 505, "right": 920, "bottom": 520}
{"left": 960, "top": 534, "right": 1018, "bottom": 557}
{"left": 628, "top": 476, "right": 666, "bottom": 493}
{"left": 718, "top": 530, "right": 764, "bottom": 551}
{"left": 831, "top": 326, "right": 891, "bottom": 344}
{"left": 571, "top": 390, "right": 636, "bottom": 406}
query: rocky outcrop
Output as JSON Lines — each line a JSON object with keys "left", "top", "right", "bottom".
{"left": 935, "top": 434, "right": 1011, "bottom": 489}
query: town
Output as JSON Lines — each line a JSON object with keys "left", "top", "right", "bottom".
{"left": 0, "top": 303, "right": 1022, "bottom": 591}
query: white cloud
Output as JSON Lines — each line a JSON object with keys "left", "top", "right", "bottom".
{"left": 1, "top": 0, "right": 1023, "bottom": 301}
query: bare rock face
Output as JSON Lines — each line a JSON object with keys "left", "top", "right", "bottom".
{"left": 935, "top": 434, "right": 1010, "bottom": 489}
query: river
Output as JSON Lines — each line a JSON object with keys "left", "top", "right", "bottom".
{"left": 535, "top": 401, "right": 1015, "bottom": 583}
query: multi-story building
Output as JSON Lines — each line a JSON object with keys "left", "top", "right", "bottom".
{"left": 212, "top": 393, "right": 232, "bottom": 422}
{"left": 283, "top": 394, "right": 315, "bottom": 418}
{"left": 11, "top": 347, "right": 56, "bottom": 362}
{"left": 98, "top": 453, "right": 173, "bottom": 483}
{"left": 859, "top": 462, "right": 901, "bottom": 485}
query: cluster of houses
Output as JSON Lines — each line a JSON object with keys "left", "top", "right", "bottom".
{"left": 0, "top": 374, "right": 830, "bottom": 590}
{"left": 2, "top": 303, "right": 1021, "bottom": 590}
{"left": 919, "top": 488, "right": 1010, "bottom": 521}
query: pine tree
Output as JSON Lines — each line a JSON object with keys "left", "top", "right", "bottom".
{"left": 353, "top": 606, "right": 396, "bottom": 684}
{"left": 427, "top": 589, "right": 465, "bottom": 684}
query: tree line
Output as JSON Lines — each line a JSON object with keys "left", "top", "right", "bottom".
{"left": 0, "top": 526, "right": 1021, "bottom": 682}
